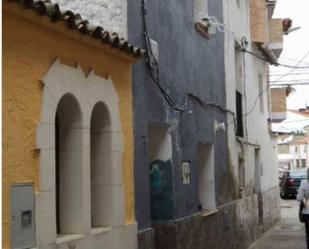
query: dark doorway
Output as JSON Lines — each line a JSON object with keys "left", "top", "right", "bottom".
{"left": 147, "top": 126, "right": 173, "bottom": 222}
{"left": 254, "top": 148, "right": 263, "bottom": 225}
{"left": 54, "top": 94, "right": 83, "bottom": 235}
{"left": 55, "top": 114, "right": 60, "bottom": 234}
{"left": 236, "top": 91, "right": 244, "bottom": 137}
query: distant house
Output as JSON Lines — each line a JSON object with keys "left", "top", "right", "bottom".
{"left": 272, "top": 108, "right": 309, "bottom": 134}
{"left": 275, "top": 108, "right": 309, "bottom": 170}
{"left": 277, "top": 133, "right": 294, "bottom": 171}
{"left": 277, "top": 135, "right": 309, "bottom": 170}
{"left": 128, "top": 0, "right": 285, "bottom": 248}
{"left": 277, "top": 134, "right": 307, "bottom": 171}
{"left": 224, "top": 0, "right": 284, "bottom": 237}
{"left": 3, "top": 1, "right": 143, "bottom": 248}
{"left": 288, "top": 136, "right": 309, "bottom": 169}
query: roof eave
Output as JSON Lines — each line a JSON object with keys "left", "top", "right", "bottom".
{"left": 4, "top": 1, "right": 145, "bottom": 63}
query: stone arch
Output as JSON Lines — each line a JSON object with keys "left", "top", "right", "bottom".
{"left": 55, "top": 93, "right": 83, "bottom": 234}
{"left": 90, "top": 102, "right": 111, "bottom": 227}
{"left": 90, "top": 101, "right": 124, "bottom": 228}
{"left": 35, "top": 60, "right": 125, "bottom": 247}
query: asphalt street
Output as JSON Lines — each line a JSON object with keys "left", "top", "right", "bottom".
{"left": 249, "top": 198, "right": 307, "bottom": 249}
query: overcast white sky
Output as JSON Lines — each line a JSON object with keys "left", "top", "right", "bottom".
{"left": 271, "top": 0, "right": 309, "bottom": 110}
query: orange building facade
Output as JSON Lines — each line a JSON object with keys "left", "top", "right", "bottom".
{"left": 3, "top": 1, "right": 143, "bottom": 248}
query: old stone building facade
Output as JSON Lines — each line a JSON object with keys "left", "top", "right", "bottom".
{"left": 3, "top": 1, "right": 143, "bottom": 248}
{"left": 129, "top": 0, "right": 284, "bottom": 248}
{"left": 3, "top": 0, "right": 287, "bottom": 249}
{"left": 224, "top": 0, "right": 284, "bottom": 246}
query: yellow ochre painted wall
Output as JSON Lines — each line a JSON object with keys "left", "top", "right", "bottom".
{"left": 3, "top": 6, "right": 136, "bottom": 248}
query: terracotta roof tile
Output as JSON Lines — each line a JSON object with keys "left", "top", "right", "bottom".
{"left": 294, "top": 136, "right": 309, "bottom": 144}
{"left": 7, "top": 0, "right": 146, "bottom": 58}
{"left": 288, "top": 136, "right": 309, "bottom": 145}
{"left": 289, "top": 110, "right": 309, "bottom": 118}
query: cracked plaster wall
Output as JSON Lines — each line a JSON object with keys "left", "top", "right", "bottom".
{"left": 53, "top": 0, "right": 127, "bottom": 37}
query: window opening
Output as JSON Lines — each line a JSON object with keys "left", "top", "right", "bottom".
{"left": 197, "top": 143, "right": 216, "bottom": 211}
{"left": 90, "top": 102, "right": 111, "bottom": 228}
{"left": 55, "top": 114, "right": 60, "bottom": 234}
{"left": 236, "top": 91, "right": 244, "bottom": 137}
{"left": 55, "top": 94, "right": 83, "bottom": 235}
{"left": 148, "top": 126, "right": 173, "bottom": 222}
{"left": 302, "top": 159, "right": 306, "bottom": 168}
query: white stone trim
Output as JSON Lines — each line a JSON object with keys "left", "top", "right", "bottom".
{"left": 39, "top": 149, "right": 56, "bottom": 192}
{"left": 35, "top": 60, "right": 135, "bottom": 249}
{"left": 36, "top": 123, "right": 55, "bottom": 150}
{"left": 35, "top": 191, "right": 57, "bottom": 246}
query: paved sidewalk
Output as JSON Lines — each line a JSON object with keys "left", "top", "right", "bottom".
{"left": 249, "top": 199, "right": 307, "bottom": 249}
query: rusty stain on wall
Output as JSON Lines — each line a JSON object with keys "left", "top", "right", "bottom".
{"left": 218, "top": 150, "right": 239, "bottom": 204}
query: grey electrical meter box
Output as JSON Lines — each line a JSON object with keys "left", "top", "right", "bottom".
{"left": 11, "top": 183, "right": 36, "bottom": 249}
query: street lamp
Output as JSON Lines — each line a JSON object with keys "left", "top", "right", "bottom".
{"left": 284, "top": 27, "right": 301, "bottom": 35}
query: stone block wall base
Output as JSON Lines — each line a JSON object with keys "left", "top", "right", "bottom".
{"left": 138, "top": 191, "right": 280, "bottom": 249}
{"left": 138, "top": 228, "right": 156, "bottom": 249}
{"left": 261, "top": 187, "right": 281, "bottom": 231}
{"left": 36, "top": 223, "right": 137, "bottom": 249}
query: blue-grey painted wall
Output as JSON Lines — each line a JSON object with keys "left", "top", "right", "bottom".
{"left": 128, "top": 0, "right": 231, "bottom": 230}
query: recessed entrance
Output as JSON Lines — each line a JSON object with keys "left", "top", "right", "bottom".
{"left": 90, "top": 102, "right": 111, "bottom": 228}
{"left": 148, "top": 126, "right": 173, "bottom": 222}
{"left": 197, "top": 143, "right": 216, "bottom": 211}
{"left": 55, "top": 94, "right": 83, "bottom": 235}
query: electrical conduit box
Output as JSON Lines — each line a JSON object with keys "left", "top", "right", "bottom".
{"left": 10, "top": 183, "right": 35, "bottom": 249}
